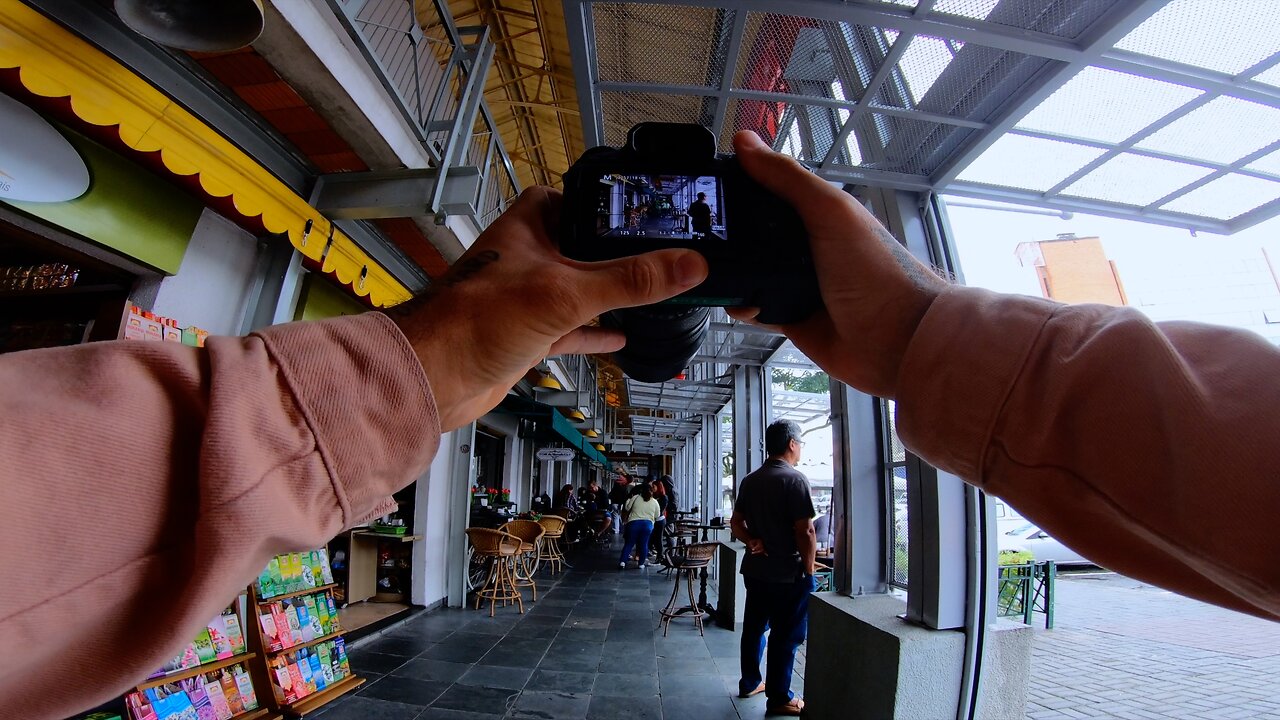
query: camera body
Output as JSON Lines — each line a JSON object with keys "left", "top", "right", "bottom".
{"left": 559, "top": 123, "right": 821, "bottom": 326}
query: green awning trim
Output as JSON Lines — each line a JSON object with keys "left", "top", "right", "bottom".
{"left": 496, "top": 394, "right": 608, "bottom": 466}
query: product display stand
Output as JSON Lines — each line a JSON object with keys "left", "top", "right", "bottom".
{"left": 250, "top": 550, "right": 363, "bottom": 717}
{"left": 123, "top": 592, "right": 279, "bottom": 720}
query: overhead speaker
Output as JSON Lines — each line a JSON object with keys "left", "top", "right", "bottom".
{"left": 116, "top": 0, "right": 265, "bottom": 52}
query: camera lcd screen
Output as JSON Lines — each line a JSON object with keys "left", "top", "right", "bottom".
{"left": 594, "top": 174, "right": 727, "bottom": 241}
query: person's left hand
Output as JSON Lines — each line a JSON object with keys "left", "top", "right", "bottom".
{"left": 390, "top": 187, "right": 709, "bottom": 431}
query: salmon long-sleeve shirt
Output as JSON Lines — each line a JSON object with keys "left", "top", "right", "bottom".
{"left": 1, "top": 287, "right": 1277, "bottom": 718}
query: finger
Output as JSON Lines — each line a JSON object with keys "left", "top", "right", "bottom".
{"left": 733, "top": 131, "right": 855, "bottom": 235}
{"left": 548, "top": 326, "right": 626, "bottom": 357}
{"left": 572, "top": 249, "right": 709, "bottom": 317}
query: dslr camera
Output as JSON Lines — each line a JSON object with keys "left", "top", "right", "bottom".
{"left": 559, "top": 123, "right": 821, "bottom": 382}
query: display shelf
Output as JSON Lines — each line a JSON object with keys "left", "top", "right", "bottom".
{"left": 136, "top": 652, "right": 258, "bottom": 690}
{"left": 0, "top": 283, "right": 126, "bottom": 298}
{"left": 281, "top": 675, "right": 364, "bottom": 716}
{"left": 353, "top": 530, "right": 422, "bottom": 543}
{"left": 268, "top": 630, "right": 343, "bottom": 657}
{"left": 228, "top": 707, "right": 277, "bottom": 720}
{"left": 256, "top": 583, "right": 337, "bottom": 604}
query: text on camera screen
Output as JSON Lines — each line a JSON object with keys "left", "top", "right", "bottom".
{"left": 594, "top": 174, "right": 726, "bottom": 241}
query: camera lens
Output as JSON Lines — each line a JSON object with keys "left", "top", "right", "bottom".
{"left": 601, "top": 304, "right": 710, "bottom": 383}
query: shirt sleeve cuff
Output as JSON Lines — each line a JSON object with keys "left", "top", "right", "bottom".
{"left": 895, "top": 286, "right": 1057, "bottom": 482}
{"left": 253, "top": 312, "right": 440, "bottom": 526}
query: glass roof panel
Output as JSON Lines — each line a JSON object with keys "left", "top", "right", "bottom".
{"left": 1245, "top": 147, "right": 1280, "bottom": 177}
{"left": 956, "top": 135, "right": 1106, "bottom": 191}
{"left": 1115, "top": 0, "right": 1280, "bottom": 76}
{"left": 1015, "top": 67, "right": 1202, "bottom": 143}
{"left": 1161, "top": 173, "right": 1280, "bottom": 220}
{"left": 1136, "top": 96, "right": 1280, "bottom": 164}
{"left": 1059, "top": 153, "right": 1214, "bottom": 206}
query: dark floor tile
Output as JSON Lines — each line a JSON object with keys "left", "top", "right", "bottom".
{"left": 563, "top": 617, "right": 611, "bottom": 630}
{"left": 347, "top": 650, "right": 410, "bottom": 675}
{"left": 586, "top": 694, "right": 662, "bottom": 720}
{"left": 442, "top": 631, "right": 503, "bottom": 650}
{"left": 431, "top": 684, "right": 520, "bottom": 715}
{"left": 457, "top": 664, "right": 533, "bottom": 690}
{"left": 475, "top": 645, "right": 546, "bottom": 668}
{"left": 388, "top": 625, "right": 456, "bottom": 644}
{"left": 358, "top": 675, "right": 451, "bottom": 706}
{"left": 463, "top": 618, "right": 520, "bottom": 635}
{"left": 661, "top": 695, "right": 740, "bottom": 720}
{"left": 391, "top": 658, "right": 470, "bottom": 683}
{"left": 656, "top": 653, "right": 714, "bottom": 675}
{"left": 525, "top": 670, "right": 596, "bottom": 694}
{"left": 312, "top": 695, "right": 423, "bottom": 720}
{"left": 659, "top": 673, "right": 726, "bottom": 698}
{"left": 548, "top": 639, "right": 605, "bottom": 657}
{"left": 509, "top": 621, "right": 563, "bottom": 638}
{"left": 494, "top": 636, "right": 554, "bottom": 654}
{"left": 414, "top": 708, "right": 503, "bottom": 720}
{"left": 538, "top": 651, "right": 603, "bottom": 673}
{"left": 519, "top": 614, "right": 568, "bottom": 627}
{"left": 422, "top": 642, "right": 493, "bottom": 664}
{"left": 605, "top": 627, "right": 656, "bottom": 643}
{"left": 591, "top": 672, "right": 659, "bottom": 698}
{"left": 509, "top": 691, "right": 591, "bottom": 719}
{"left": 559, "top": 627, "right": 608, "bottom": 642}
{"left": 360, "top": 635, "right": 434, "bottom": 657}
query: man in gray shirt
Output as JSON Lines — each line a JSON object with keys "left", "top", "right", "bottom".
{"left": 731, "top": 420, "right": 817, "bottom": 716}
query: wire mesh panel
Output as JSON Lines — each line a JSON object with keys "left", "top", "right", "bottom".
{"left": 599, "top": 91, "right": 710, "bottom": 146}
{"left": 592, "top": 2, "right": 728, "bottom": 87}
{"left": 1015, "top": 67, "right": 1203, "bottom": 144}
{"left": 932, "top": 0, "right": 1115, "bottom": 40}
{"left": 1115, "top": 0, "right": 1280, "bottom": 76}
{"left": 1135, "top": 97, "right": 1280, "bottom": 166}
{"left": 957, "top": 134, "right": 1106, "bottom": 191}
{"left": 1059, "top": 153, "right": 1214, "bottom": 207}
{"left": 732, "top": 12, "right": 863, "bottom": 99}
{"left": 1246, "top": 147, "right": 1280, "bottom": 177}
{"left": 1161, "top": 174, "right": 1280, "bottom": 220}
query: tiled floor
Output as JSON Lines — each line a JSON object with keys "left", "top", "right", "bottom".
{"left": 315, "top": 540, "right": 803, "bottom": 720}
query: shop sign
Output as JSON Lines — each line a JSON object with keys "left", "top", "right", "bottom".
{"left": 536, "top": 447, "right": 577, "bottom": 462}
{"left": 0, "top": 93, "right": 90, "bottom": 203}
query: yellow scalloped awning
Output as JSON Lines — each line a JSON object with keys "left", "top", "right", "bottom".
{"left": 0, "top": 3, "right": 413, "bottom": 307}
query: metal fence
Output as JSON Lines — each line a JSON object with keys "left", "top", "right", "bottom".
{"left": 997, "top": 560, "right": 1057, "bottom": 629}
{"left": 332, "top": 0, "right": 519, "bottom": 226}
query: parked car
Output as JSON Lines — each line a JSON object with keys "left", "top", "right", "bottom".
{"left": 998, "top": 522, "right": 1094, "bottom": 566}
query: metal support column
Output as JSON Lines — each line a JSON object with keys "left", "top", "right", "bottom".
{"left": 829, "top": 380, "right": 887, "bottom": 596}
{"left": 447, "top": 423, "right": 477, "bottom": 608}
{"left": 732, "top": 364, "right": 766, "bottom": 482}
{"left": 430, "top": 26, "right": 496, "bottom": 216}
{"left": 702, "top": 415, "right": 719, "bottom": 521}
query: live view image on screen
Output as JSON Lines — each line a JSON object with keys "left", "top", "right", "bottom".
{"left": 595, "top": 174, "right": 726, "bottom": 241}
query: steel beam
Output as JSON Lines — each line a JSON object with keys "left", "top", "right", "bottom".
{"left": 313, "top": 167, "right": 483, "bottom": 219}
{"left": 711, "top": 9, "right": 748, "bottom": 144}
{"left": 564, "top": 0, "right": 603, "bottom": 147}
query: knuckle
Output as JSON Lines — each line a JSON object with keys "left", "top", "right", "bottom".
{"left": 623, "top": 258, "right": 660, "bottom": 301}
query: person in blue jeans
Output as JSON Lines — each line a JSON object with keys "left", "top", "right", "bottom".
{"left": 619, "top": 483, "right": 662, "bottom": 569}
{"left": 730, "top": 420, "right": 818, "bottom": 717}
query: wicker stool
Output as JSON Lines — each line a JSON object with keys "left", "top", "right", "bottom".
{"left": 536, "top": 515, "right": 570, "bottom": 573}
{"left": 500, "top": 519, "right": 545, "bottom": 601}
{"left": 466, "top": 528, "right": 524, "bottom": 617}
{"left": 658, "top": 542, "right": 718, "bottom": 636}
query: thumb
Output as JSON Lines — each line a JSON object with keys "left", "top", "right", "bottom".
{"left": 733, "top": 131, "right": 852, "bottom": 235}
{"left": 574, "top": 249, "right": 709, "bottom": 317}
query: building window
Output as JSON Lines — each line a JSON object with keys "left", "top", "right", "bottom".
{"left": 883, "top": 399, "right": 909, "bottom": 589}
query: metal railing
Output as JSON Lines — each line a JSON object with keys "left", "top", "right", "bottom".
{"left": 331, "top": 0, "right": 519, "bottom": 226}
{"left": 997, "top": 560, "right": 1056, "bottom": 629}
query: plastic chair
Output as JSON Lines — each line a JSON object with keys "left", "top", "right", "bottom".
{"left": 499, "top": 519, "right": 546, "bottom": 600}
{"left": 466, "top": 528, "right": 525, "bottom": 617}
{"left": 658, "top": 542, "right": 718, "bottom": 636}
{"left": 536, "top": 515, "right": 570, "bottom": 574}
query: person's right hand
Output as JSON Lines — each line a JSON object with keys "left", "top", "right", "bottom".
{"left": 746, "top": 538, "right": 767, "bottom": 556}
{"left": 728, "top": 131, "right": 948, "bottom": 399}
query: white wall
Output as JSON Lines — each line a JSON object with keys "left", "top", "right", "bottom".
{"left": 413, "top": 429, "right": 458, "bottom": 608}
{"left": 152, "top": 209, "right": 261, "bottom": 336}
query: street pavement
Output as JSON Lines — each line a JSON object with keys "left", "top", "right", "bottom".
{"left": 1027, "top": 573, "right": 1280, "bottom": 720}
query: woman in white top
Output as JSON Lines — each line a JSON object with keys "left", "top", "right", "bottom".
{"left": 619, "top": 483, "right": 663, "bottom": 569}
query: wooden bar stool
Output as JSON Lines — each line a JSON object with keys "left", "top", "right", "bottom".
{"left": 658, "top": 542, "right": 718, "bottom": 637}
{"left": 499, "top": 519, "right": 545, "bottom": 601}
{"left": 536, "top": 515, "right": 570, "bottom": 573}
{"left": 466, "top": 528, "right": 524, "bottom": 617}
